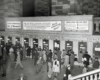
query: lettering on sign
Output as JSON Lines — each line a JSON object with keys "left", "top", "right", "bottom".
{"left": 65, "top": 21, "right": 88, "bottom": 31}
{"left": 7, "top": 21, "right": 21, "bottom": 29}
{"left": 23, "top": 21, "right": 61, "bottom": 31}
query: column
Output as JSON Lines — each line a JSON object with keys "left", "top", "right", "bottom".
{"left": 73, "top": 41, "right": 78, "bottom": 57}
{"left": 49, "top": 39, "right": 53, "bottom": 51}
{"left": 29, "top": 38, "right": 33, "bottom": 48}
{"left": 60, "top": 40, "right": 65, "bottom": 51}
{"left": 38, "top": 39, "right": 43, "bottom": 49}
{"left": 20, "top": 37, "right": 24, "bottom": 47}
{"left": 5, "top": 36, "right": 8, "bottom": 43}
{"left": 87, "top": 42, "right": 93, "bottom": 57}
{"left": 12, "top": 36, "right": 16, "bottom": 45}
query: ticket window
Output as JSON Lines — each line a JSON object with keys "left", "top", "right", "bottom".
{"left": 33, "top": 39, "right": 38, "bottom": 48}
{"left": 8, "top": 37, "right": 12, "bottom": 45}
{"left": 78, "top": 42, "right": 87, "bottom": 54}
{"left": 54, "top": 40, "right": 60, "bottom": 50}
{"left": 93, "top": 43, "right": 100, "bottom": 58}
{"left": 24, "top": 38, "right": 29, "bottom": 47}
{"left": 15, "top": 37, "right": 20, "bottom": 47}
{"left": 0, "top": 36, "right": 5, "bottom": 47}
{"left": 43, "top": 39, "right": 49, "bottom": 50}
{"left": 65, "top": 41, "right": 73, "bottom": 51}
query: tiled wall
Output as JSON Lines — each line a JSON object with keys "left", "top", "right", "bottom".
{"left": 34, "top": 0, "right": 50, "bottom": 16}
{"left": 0, "top": 0, "right": 22, "bottom": 30}
{"left": 52, "top": 0, "right": 100, "bottom": 16}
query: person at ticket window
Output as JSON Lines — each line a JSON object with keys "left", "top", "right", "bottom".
{"left": 82, "top": 51, "right": 91, "bottom": 67}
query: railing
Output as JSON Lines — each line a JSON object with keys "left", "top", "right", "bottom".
{"left": 69, "top": 69, "right": 100, "bottom": 80}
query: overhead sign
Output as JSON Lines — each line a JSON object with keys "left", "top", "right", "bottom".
{"left": 7, "top": 21, "right": 21, "bottom": 29}
{"left": 65, "top": 21, "right": 88, "bottom": 31}
{"left": 23, "top": 21, "right": 61, "bottom": 31}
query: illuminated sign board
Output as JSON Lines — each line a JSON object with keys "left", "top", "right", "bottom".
{"left": 65, "top": 21, "right": 88, "bottom": 31}
{"left": 7, "top": 21, "right": 21, "bottom": 29}
{"left": 23, "top": 21, "right": 61, "bottom": 31}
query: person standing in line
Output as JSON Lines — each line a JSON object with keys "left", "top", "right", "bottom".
{"left": 47, "top": 50, "right": 52, "bottom": 62}
{"left": 15, "top": 49, "right": 23, "bottom": 69}
{"left": 20, "top": 47, "right": 23, "bottom": 61}
{"left": 27, "top": 46, "right": 31, "bottom": 59}
{"left": 34, "top": 49, "right": 39, "bottom": 66}
{"left": 32, "top": 46, "right": 36, "bottom": 59}
{"left": 6, "top": 43, "right": 10, "bottom": 56}
{"left": 82, "top": 51, "right": 91, "bottom": 67}
{"left": 23, "top": 46, "right": 27, "bottom": 60}
{"left": 64, "top": 53, "right": 69, "bottom": 68}
{"left": 1, "top": 46, "right": 7, "bottom": 77}
{"left": 78, "top": 50, "right": 84, "bottom": 65}
{"left": 56, "top": 48, "right": 61, "bottom": 70}
{"left": 69, "top": 51, "right": 75, "bottom": 69}
{"left": 42, "top": 49, "right": 46, "bottom": 63}
{"left": 9, "top": 46, "right": 14, "bottom": 67}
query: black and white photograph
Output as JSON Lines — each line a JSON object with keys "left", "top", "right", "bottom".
{"left": 0, "top": 0, "right": 100, "bottom": 80}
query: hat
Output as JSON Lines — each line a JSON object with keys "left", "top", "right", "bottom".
{"left": 64, "top": 74, "right": 66, "bottom": 77}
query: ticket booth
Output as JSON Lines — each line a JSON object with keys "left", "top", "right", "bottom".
{"left": 43, "top": 39, "right": 49, "bottom": 50}
{"left": 8, "top": 36, "right": 12, "bottom": 45}
{"left": 54, "top": 40, "right": 60, "bottom": 50}
{"left": 33, "top": 38, "right": 38, "bottom": 48}
{"left": 65, "top": 41, "right": 73, "bottom": 51}
{"left": 24, "top": 38, "right": 29, "bottom": 47}
{"left": 93, "top": 42, "right": 100, "bottom": 58}
{"left": 0, "top": 36, "right": 5, "bottom": 46}
{"left": 78, "top": 42, "right": 87, "bottom": 55}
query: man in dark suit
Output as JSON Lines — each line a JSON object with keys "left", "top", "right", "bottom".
{"left": 1, "top": 46, "right": 7, "bottom": 77}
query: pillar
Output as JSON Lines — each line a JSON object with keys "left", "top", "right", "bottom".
{"left": 29, "top": 38, "right": 33, "bottom": 48}
{"left": 49, "top": 39, "right": 53, "bottom": 51}
{"left": 87, "top": 42, "right": 93, "bottom": 58}
{"left": 5, "top": 36, "right": 8, "bottom": 43}
{"left": 73, "top": 41, "right": 78, "bottom": 57}
{"left": 60, "top": 40, "right": 65, "bottom": 51}
{"left": 12, "top": 36, "right": 16, "bottom": 45}
{"left": 20, "top": 37, "right": 24, "bottom": 47}
{"left": 38, "top": 39, "right": 43, "bottom": 49}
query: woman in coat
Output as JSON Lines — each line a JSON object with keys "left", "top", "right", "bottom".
{"left": 52, "top": 58, "right": 60, "bottom": 77}
{"left": 64, "top": 54, "right": 69, "bottom": 68}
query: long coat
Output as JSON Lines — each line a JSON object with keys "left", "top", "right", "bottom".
{"left": 2, "top": 47, "right": 7, "bottom": 74}
{"left": 23, "top": 47, "right": 27, "bottom": 59}
{"left": 27, "top": 47, "right": 31, "bottom": 56}
{"left": 53, "top": 60, "right": 60, "bottom": 73}
{"left": 69, "top": 53, "right": 75, "bottom": 67}
{"left": 64, "top": 55, "right": 69, "bottom": 67}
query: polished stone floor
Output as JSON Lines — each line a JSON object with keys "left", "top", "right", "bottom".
{"left": 0, "top": 59, "right": 67, "bottom": 80}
